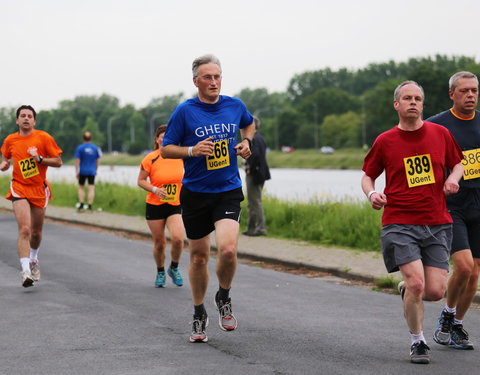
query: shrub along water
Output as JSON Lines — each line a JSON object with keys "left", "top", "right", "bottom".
{"left": 0, "top": 176, "right": 382, "bottom": 252}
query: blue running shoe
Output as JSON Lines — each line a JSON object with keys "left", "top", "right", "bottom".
{"left": 167, "top": 267, "right": 183, "bottom": 287}
{"left": 155, "top": 271, "right": 166, "bottom": 288}
{"left": 433, "top": 310, "right": 454, "bottom": 345}
{"left": 449, "top": 324, "right": 474, "bottom": 350}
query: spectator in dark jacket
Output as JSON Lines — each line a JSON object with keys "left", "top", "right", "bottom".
{"left": 244, "top": 116, "right": 271, "bottom": 236}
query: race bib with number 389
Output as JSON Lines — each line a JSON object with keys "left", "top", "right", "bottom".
{"left": 403, "top": 154, "right": 435, "bottom": 188}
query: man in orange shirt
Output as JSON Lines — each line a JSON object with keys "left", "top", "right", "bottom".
{"left": 0, "top": 105, "right": 63, "bottom": 287}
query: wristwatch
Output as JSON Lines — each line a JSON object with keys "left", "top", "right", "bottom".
{"left": 38, "top": 156, "right": 44, "bottom": 164}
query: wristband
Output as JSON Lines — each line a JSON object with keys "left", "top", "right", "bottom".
{"left": 188, "top": 146, "right": 193, "bottom": 157}
{"left": 38, "top": 155, "right": 44, "bottom": 164}
{"left": 367, "top": 190, "right": 377, "bottom": 201}
{"left": 242, "top": 137, "right": 252, "bottom": 149}
{"left": 152, "top": 186, "right": 158, "bottom": 194}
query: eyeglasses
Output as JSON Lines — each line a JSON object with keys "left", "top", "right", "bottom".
{"left": 198, "top": 75, "right": 222, "bottom": 82}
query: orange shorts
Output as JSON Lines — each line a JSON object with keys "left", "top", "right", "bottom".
{"left": 6, "top": 180, "right": 52, "bottom": 208}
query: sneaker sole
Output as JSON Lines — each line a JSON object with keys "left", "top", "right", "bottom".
{"left": 411, "top": 356, "right": 430, "bottom": 364}
{"left": 22, "top": 277, "right": 34, "bottom": 288}
{"left": 213, "top": 295, "right": 238, "bottom": 331}
{"left": 189, "top": 336, "right": 208, "bottom": 343}
{"left": 448, "top": 342, "right": 474, "bottom": 350}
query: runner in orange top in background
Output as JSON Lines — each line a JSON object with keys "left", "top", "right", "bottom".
{"left": 0, "top": 105, "right": 63, "bottom": 287}
{"left": 137, "top": 125, "right": 185, "bottom": 288}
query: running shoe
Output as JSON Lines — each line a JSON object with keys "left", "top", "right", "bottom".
{"left": 30, "top": 260, "right": 40, "bottom": 282}
{"left": 154, "top": 271, "right": 166, "bottom": 288}
{"left": 189, "top": 314, "right": 209, "bottom": 343}
{"left": 397, "top": 280, "right": 405, "bottom": 300}
{"left": 449, "top": 324, "right": 474, "bottom": 350}
{"left": 433, "top": 310, "right": 455, "bottom": 345}
{"left": 410, "top": 341, "right": 430, "bottom": 364}
{"left": 21, "top": 271, "right": 35, "bottom": 288}
{"left": 167, "top": 267, "right": 183, "bottom": 287}
{"left": 214, "top": 293, "right": 238, "bottom": 331}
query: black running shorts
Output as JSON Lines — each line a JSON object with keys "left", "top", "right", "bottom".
{"left": 78, "top": 175, "right": 95, "bottom": 185}
{"left": 145, "top": 203, "right": 182, "bottom": 221}
{"left": 449, "top": 208, "right": 480, "bottom": 258}
{"left": 180, "top": 187, "right": 244, "bottom": 240}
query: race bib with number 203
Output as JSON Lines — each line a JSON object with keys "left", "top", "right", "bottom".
{"left": 403, "top": 154, "right": 435, "bottom": 188}
{"left": 160, "top": 183, "right": 180, "bottom": 202}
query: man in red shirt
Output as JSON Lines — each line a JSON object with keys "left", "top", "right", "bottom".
{"left": 361, "top": 81, "right": 464, "bottom": 364}
{"left": 0, "top": 105, "right": 62, "bottom": 287}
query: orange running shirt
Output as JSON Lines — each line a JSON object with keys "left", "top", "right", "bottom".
{"left": 1, "top": 129, "right": 62, "bottom": 186}
{"left": 140, "top": 149, "right": 184, "bottom": 206}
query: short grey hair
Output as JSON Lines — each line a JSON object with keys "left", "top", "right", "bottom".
{"left": 393, "top": 80, "right": 424, "bottom": 101}
{"left": 192, "top": 54, "right": 221, "bottom": 78}
{"left": 449, "top": 71, "right": 478, "bottom": 91}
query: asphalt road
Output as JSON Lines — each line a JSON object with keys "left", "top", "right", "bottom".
{"left": 1, "top": 212, "right": 479, "bottom": 375}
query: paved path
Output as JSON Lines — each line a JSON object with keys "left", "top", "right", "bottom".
{"left": 1, "top": 198, "right": 479, "bottom": 302}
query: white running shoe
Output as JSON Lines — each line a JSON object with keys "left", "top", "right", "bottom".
{"left": 30, "top": 260, "right": 40, "bottom": 281}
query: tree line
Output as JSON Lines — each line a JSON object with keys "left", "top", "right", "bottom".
{"left": 1, "top": 55, "right": 479, "bottom": 157}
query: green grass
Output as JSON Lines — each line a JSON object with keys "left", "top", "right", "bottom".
{"left": 240, "top": 196, "right": 382, "bottom": 251}
{"left": 1, "top": 174, "right": 382, "bottom": 252}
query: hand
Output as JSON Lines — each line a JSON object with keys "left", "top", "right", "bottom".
{"left": 0, "top": 160, "right": 10, "bottom": 171}
{"left": 152, "top": 186, "right": 167, "bottom": 199}
{"left": 443, "top": 178, "right": 459, "bottom": 195}
{"left": 235, "top": 139, "right": 252, "bottom": 159}
{"left": 370, "top": 192, "right": 387, "bottom": 210}
{"left": 27, "top": 147, "right": 38, "bottom": 157}
{"left": 193, "top": 137, "right": 214, "bottom": 157}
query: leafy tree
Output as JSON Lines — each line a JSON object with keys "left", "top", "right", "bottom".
{"left": 82, "top": 116, "right": 105, "bottom": 148}
{"left": 321, "top": 111, "right": 362, "bottom": 149}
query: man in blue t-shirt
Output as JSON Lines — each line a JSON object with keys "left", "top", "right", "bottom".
{"left": 74, "top": 131, "right": 102, "bottom": 212}
{"left": 162, "top": 54, "right": 255, "bottom": 343}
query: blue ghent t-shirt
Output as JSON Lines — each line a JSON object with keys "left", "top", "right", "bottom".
{"left": 74, "top": 143, "right": 102, "bottom": 176}
{"left": 163, "top": 95, "right": 253, "bottom": 193}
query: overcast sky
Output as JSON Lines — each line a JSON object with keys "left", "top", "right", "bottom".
{"left": 1, "top": 0, "right": 478, "bottom": 111}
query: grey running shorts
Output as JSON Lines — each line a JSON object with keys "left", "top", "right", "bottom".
{"left": 381, "top": 223, "right": 452, "bottom": 273}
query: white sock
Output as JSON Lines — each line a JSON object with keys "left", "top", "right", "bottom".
{"left": 445, "top": 305, "right": 456, "bottom": 315}
{"left": 454, "top": 318, "right": 463, "bottom": 325}
{"left": 20, "top": 257, "right": 31, "bottom": 273}
{"left": 411, "top": 331, "right": 426, "bottom": 345}
{"left": 30, "top": 248, "right": 39, "bottom": 261}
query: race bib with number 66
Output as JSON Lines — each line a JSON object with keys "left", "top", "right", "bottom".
{"left": 403, "top": 154, "right": 435, "bottom": 188}
{"left": 206, "top": 139, "right": 230, "bottom": 170}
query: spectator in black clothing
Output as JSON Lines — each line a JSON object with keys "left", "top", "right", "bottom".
{"left": 244, "top": 116, "right": 271, "bottom": 236}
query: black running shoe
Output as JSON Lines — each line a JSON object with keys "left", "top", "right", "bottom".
{"left": 410, "top": 341, "right": 430, "bottom": 364}
{"left": 449, "top": 324, "right": 474, "bottom": 350}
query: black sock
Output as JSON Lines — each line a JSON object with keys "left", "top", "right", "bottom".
{"left": 88, "top": 204, "right": 92, "bottom": 210}
{"left": 79, "top": 203, "right": 84, "bottom": 209}
{"left": 194, "top": 304, "right": 206, "bottom": 317}
{"left": 157, "top": 267, "right": 165, "bottom": 273}
{"left": 217, "top": 286, "right": 230, "bottom": 302}
{"left": 170, "top": 261, "right": 179, "bottom": 269}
